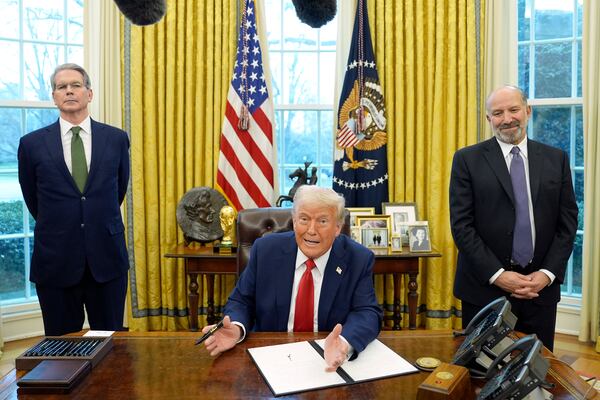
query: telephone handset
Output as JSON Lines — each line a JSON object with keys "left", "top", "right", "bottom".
{"left": 477, "top": 335, "right": 550, "bottom": 400}
{"left": 453, "top": 297, "right": 516, "bottom": 367}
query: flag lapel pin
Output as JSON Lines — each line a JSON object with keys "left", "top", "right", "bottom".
{"left": 336, "top": 266, "right": 343, "bottom": 275}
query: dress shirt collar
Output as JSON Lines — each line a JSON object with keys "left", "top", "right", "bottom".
{"left": 496, "top": 135, "right": 528, "bottom": 161}
{"left": 59, "top": 116, "right": 92, "bottom": 138}
{"left": 295, "top": 247, "right": 332, "bottom": 276}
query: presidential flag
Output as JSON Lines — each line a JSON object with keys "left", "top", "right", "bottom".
{"left": 333, "top": 0, "right": 388, "bottom": 213}
{"left": 217, "top": 0, "right": 276, "bottom": 211}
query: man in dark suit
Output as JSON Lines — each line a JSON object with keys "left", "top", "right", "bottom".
{"left": 18, "top": 63, "right": 130, "bottom": 336}
{"left": 201, "top": 185, "right": 382, "bottom": 371}
{"left": 449, "top": 85, "right": 578, "bottom": 351}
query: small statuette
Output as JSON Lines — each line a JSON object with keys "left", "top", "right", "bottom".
{"left": 219, "top": 206, "right": 236, "bottom": 247}
{"left": 238, "top": 105, "right": 250, "bottom": 130}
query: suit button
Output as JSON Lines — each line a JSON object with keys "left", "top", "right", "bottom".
{"left": 81, "top": 223, "right": 85, "bottom": 228}
{"left": 81, "top": 196, "right": 86, "bottom": 201}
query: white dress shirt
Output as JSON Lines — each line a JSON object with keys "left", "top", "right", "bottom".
{"left": 60, "top": 116, "right": 92, "bottom": 173}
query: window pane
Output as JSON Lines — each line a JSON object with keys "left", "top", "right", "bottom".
{"left": 0, "top": 108, "right": 22, "bottom": 170}
{"left": 67, "top": 45, "right": 84, "bottom": 65}
{"left": 319, "top": 110, "right": 333, "bottom": 165}
{"left": 26, "top": 108, "right": 59, "bottom": 132}
{"left": 0, "top": 40, "right": 20, "bottom": 100}
{"left": 577, "top": 0, "right": 583, "bottom": 37}
{"left": 517, "top": 0, "right": 530, "bottom": 41}
{"left": 0, "top": 237, "right": 26, "bottom": 300}
{"left": 283, "top": 52, "right": 318, "bottom": 104}
{"left": 0, "top": 0, "right": 19, "bottom": 39}
{"left": 67, "top": 0, "right": 84, "bottom": 44}
{"left": 319, "top": 15, "right": 337, "bottom": 50}
{"left": 23, "top": 0, "right": 64, "bottom": 42}
{"left": 0, "top": 200, "right": 23, "bottom": 235}
{"left": 534, "top": 1, "right": 573, "bottom": 40}
{"left": 319, "top": 166, "right": 333, "bottom": 189}
{"left": 265, "top": 0, "right": 282, "bottom": 50}
{"left": 269, "top": 53, "right": 282, "bottom": 104}
{"left": 574, "top": 170, "right": 583, "bottom": 231}
{"left": 577, "top": 40, "right": 582, "bottom": 97}
{"left": 282, "top": 0, "right": 317, "bottom": 50}
{"left": 518, "top": 44, "right": 530, "bottom": 94}
{"left": 575, "top": 106, "right": 583, "bottom": 166}
{"left": 531, "top": 106, "right": 570, "bottom": 154}
{"left": 282, "top": 110, "right": 318, "bottom": 164}
{"left": 319, "top": 52, "right": 336, "bottom": 104}
{"left": 567, "top": 233, "right": 583, "bottom": 296}
{"left": 24, "top": 43, "right": 64, "bottom": 101}
{"left": 534, "top": 43, "right": 571, "bottom": 98}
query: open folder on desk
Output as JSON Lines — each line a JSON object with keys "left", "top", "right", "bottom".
{"left": 247, "top": 339, "right": 418, "bottom": 396}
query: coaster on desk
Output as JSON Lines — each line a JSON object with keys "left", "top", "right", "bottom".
{"left": 415, "top": 357, "right": 442, "bottom": 371}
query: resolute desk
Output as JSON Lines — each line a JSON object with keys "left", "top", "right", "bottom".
{"left": 1, "top": 331, "right": 595, "bottom": 399}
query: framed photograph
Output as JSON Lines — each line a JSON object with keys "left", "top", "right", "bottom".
{"left": 408, "top": 221, "right": 431, "bottom": 252}
{"left": 361, "top": 227, "right": 389, "bottom": 249}
{"left": 382, "top": 202, "right": 419, "bottom": 236}
{"left": 347, "top": 207, "right": 375, "bottom": 227}
{"left": 355, "top": 215, "right": 391, "bottom": 230}
{"left": 390, "top": 235, "right": 403, "bottom": 253}
{"left": 350, "top": 226, "right": 361, "bottom": 243}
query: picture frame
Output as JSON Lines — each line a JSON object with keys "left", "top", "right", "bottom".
{"left": 390, "top": 235, "right": 403, "bottom": 253}
{"left": 356, "top": 215, "right": 391, "bottom": 252}
{"left": 408, "top": 221, "right": 431, "bottom": 253}
{"left": 350, "top": 226, "right": 361, "bottom": 243}
{"left": 382, "top": 202, "right": 419, "bottom": 244}
{"left": 347, "top": 207, "right": 376, "bottom": 227}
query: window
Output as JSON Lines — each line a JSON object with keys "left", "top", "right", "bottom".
{"left": 0, "top": 0, "right": 83, "bottom": 304}
{"left": 264, "top": 0, "right": 337, "bottom": 197}
{"left": 517, "top": 0, "right": 583, "bottom": 296}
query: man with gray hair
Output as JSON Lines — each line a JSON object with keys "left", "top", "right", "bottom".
{"left": 201, "top": 185, "right": 382, "bottom": 371}
{"left": 18, "top": 63, "right": 130, "bottom": 336}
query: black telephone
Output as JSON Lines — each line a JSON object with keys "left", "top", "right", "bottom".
{"left": 453, "top": 297, "right": 517, "bottom": 369}
{"left": 477, "top": 335, "right": 550, "bottom": 400}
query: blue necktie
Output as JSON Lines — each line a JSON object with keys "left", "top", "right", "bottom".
{"left": 510, "top": 147, "right": 534, "bottom": 267}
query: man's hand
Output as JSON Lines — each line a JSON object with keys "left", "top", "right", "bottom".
{"left": 324, "top": 324, "right": 349, "bottom": 372}
{"left": 522, "top": 271, "right": 551, "bottom": 294}
{"left": 202, "top": 315, "right": 241, "bottom": 356}
{"left": 493, "top": 271, "right": 539, "bottom": 299}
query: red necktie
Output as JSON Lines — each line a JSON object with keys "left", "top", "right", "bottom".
{"left": 294, "top": 259, "right": 316, "bottom": 332}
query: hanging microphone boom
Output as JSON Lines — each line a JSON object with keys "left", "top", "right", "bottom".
{"left": 291, "top": 0, "right": 336, "bottom": 29}
{"left": 113, "top": 0, "right": 167, "bottom": 26}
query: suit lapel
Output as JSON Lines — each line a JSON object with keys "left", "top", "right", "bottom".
{"left": 318, "top": 236, "right": 345, "bottom": 329}
{"left": 42, "top": 120, "right": 79, "bottom": 191}
{"left": 482, "top": 138, "right": 515, "bottom": 204}
{"left": 273, "top": 234, "right": 297, "bottom": 330}
{"left": 86, "top": 119, "right": 108, "bottom": 192}
{"left": 527, "top": 140, "right": 543, "bottom": 206}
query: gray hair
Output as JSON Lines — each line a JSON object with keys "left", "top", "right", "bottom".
{"left": 50, "top": 63, "right": 92, "bottom": 91}
{"left": 485, "top": 85, "right": 528, "bottom": 112}
{"left": 292, "top": 185, "right": 346, "bottom": 224}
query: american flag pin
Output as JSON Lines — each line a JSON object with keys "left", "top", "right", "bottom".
{"left": 336, "top": 267, "right": 342, "bottom": 275}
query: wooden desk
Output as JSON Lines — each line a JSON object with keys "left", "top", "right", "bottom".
{"left": 165, "top": 245, "right": 440, "bottom": 331}
{"left": 1, "top": 331, "right": 596, "bottom": 399}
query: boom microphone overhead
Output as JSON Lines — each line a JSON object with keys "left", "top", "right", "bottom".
{"left": 113, "top": 0, "right": 167, "bottom": 26}
{"left": 291, "top": 0, "right": 337, "bottom": 29}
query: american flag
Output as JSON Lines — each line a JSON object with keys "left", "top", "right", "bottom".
{"left": 216, "top": 0, "right": 275, "bottom": 210}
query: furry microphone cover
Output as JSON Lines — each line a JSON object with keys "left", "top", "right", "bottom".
{"left": 291, "top": 0, "right": 337, "bottom": 28}
{"left": 113, "top": 0, "right": 167, "bottom": 26}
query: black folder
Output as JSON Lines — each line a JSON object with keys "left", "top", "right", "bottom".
{"left": 17, "top": 359, "right": 91, "bottom": 394}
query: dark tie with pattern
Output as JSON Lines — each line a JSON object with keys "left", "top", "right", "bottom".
{"left": 510, "top": 146, "right": 534, "bottom": 267}
{"left": 71, "top": 126, "right": 87, "bottom": 192}
{"left": 294, "top": 259, "right": 316, "bottom": 332}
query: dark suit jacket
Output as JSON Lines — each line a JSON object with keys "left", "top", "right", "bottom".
{"left": 224, "top": 231, "right": 382, "bottom": 354}
{"left": 18, "top": 119, "right": 130, "bottom": 287}
{"left": 450, "top": 138, "right": 578, "bottom": 306}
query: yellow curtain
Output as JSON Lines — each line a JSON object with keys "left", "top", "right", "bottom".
{"left": 123, "top": 0, "right": 237, "bottom": 331}
{"left": 370, "top": 0, "right": 485, "bottom": 329}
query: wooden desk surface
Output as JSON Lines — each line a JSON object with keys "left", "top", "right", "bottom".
{"left": 1, "top": 331, "right": 596, "bottom": 399}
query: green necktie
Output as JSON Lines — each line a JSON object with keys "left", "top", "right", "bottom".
{"left": 70, "top": 126, "right": 88, "bottom": 192}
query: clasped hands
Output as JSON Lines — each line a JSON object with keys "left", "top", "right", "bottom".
{"left": 201, "top": 316, "right": 349, "bottom": 372}
{"left": 494, "top": 270, "right": 550, "bottom": 299}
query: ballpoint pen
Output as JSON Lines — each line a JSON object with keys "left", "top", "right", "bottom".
{"left": 195, "top": 319, "right": 225, "bottom": 345}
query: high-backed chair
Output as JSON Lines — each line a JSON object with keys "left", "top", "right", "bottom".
{"left": 236, "top": 207, "right": 351, "bottom": 275}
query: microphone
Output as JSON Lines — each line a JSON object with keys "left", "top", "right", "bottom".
{"left": 291, "top": 0, "right": 337, "bottom": 29}
{"left": 113, "top": 0, "right": 167, "bottom": 26}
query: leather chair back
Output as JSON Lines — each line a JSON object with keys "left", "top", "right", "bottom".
{"left": 236, "top": 207, "right": 351, "bottom": 274}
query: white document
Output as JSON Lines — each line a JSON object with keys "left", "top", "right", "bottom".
{"left": 83, "top": 330, "right": 114, "bottom": 337}
{"left": 247, "top": 339, "right": 418, "bottom": 396}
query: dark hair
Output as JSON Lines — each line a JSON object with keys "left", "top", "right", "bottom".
{"left": 50, "top": 63, "right": 91, "bottom": 91}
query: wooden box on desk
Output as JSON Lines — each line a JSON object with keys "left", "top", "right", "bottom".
{"left": 15, "top": 336, "right": 113, "bottom": 370}
{"left": 417, "top": 362, "right": 471, "bottom": 400}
